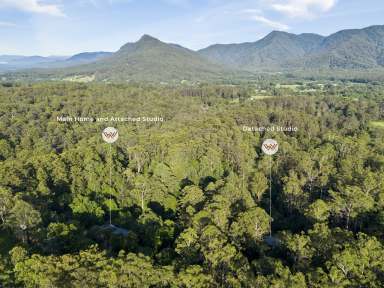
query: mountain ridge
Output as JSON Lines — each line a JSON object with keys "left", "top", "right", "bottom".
{"left": 2, "top": 24, "right": 384, "bottom": 81}
{"left": 67, "top": 52, "right": 112, "bottom": 63}
{"left": 198, "top": 25, "right": 384, "bottom": 71}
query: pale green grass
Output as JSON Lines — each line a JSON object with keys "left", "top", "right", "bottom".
{"left": 63, "top": 74, "right": 95, "bottom": 83}
{"left": 250, "top": 95, "right": 275, "bottom": 100}
{"left": 370, "top": 121, "right": 384, "bottom": 128}
{"left": 276, "top": 84, "right": 302, "bottom": 91}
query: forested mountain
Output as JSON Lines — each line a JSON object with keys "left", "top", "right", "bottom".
{"left": 199, "top": 25, "right": 384, "bottom": 71}
{"left": 61, "top": 35, "right": 234, "bottom": 82}
{"left": 199, "top": 31, "right": 325, "bottom": 70}
{"left": 304, "top": 25, "right": 384, "bottom": 69}
{"left": 66, "top": 52, "right": 112, "bottom": 63}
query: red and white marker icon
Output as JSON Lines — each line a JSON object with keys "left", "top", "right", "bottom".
{"left": 102, "top": 127, "right": 119, "bottom": 144}
{"left": 262, "top": 139, "right": 278, "bottom": 155}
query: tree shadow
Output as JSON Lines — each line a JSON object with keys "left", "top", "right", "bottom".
{"left": 199, "top": 176, "right": 216, "bottom": 190}
{"left": 180, "top": 178, "right": 194, "bottom": 189}
{"left": 148, "top": 201, "right": 175, "bottom": 220}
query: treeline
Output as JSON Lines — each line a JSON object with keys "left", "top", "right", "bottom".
{"left": 0, "top": 82, "right": 384, "bottom": 287}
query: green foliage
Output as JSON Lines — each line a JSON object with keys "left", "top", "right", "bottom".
{"left": 0, "top": 81, "right": 383, "bottom": 287}
{"left": 0, "top": 187, "right": 13, "bottom": 226}
{"left": 305, "top": 200, "right": 330, "bottom": 223}
{"left": 230, "top": 207, "right": 270, "bottom": 245}
{"left": 6, "top": 199, "right": 41, "bottom": 243}
{"left": 327, "top": 234, "right": 384, "bottom": 287}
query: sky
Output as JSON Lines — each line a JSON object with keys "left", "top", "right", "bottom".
{"left": 0, "top": 0, "right": 383, "bottom": 56}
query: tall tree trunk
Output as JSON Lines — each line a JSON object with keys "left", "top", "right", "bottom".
{"left": 346, "top": 212, "right": 350, "bottom": 230}
{"left": 141, "top": 190, "right": 145, "bottom": 212}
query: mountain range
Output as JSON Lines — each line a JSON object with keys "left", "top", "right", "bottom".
{"left": 199, "top": 25, "right": 384, "bottom": 71}
{"left": 0, "top": 52, "right": 112, "bottom": 72}
{"left": 1, "top": 25, "right": 384, "bottom": 82}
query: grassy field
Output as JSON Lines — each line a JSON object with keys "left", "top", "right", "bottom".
{"left": 250, "top": 95, "right": 276, "bottom": 100}
{"left": 370, "top": 121, "right": 384, "bottom": 128}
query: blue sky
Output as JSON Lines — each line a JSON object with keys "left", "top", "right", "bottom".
{"left": 0, "top": 0, "right": 383, "bottom": 56}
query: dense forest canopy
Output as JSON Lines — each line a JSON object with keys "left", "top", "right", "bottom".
{"left": 0, "top": 80, "right": 384, "bottom": 287}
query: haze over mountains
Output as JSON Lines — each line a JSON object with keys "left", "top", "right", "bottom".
{"left": 1, "top": 25, "right": 383, "bottom": 82}
{"left": 0, "top": 55, "right": 67, "bottom": 71}
{"left": 0, "top": 52, "right": 112, "bottom": 72}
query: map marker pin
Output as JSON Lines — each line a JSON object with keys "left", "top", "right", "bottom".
{"left": 102, "top": 127, "right": 119, "bottom": 144}
{"left": 102, "top": 127, "right": 118, "bottom": 225}
{"left": 262, "top": 139, "right": 278, "bottom": 237}
{"left": 262, "top": 139, "right": 279, "bottom": 156}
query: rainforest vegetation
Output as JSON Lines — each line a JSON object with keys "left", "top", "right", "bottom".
{"left": 1, "top": 80, "right": 384, "bottom": 287}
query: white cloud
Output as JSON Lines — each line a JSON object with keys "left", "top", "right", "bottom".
{"left": 0, "top": 0, "right": 65, "bottom": 17}
{"left": 266, "top": 0, "right": 337, "bottom": 18}
{"left": 0, "top": 21, "right": 16, "bottom": 27}
{"left": 240, "top": 9, "right": 289, "bottom": 30}
{"left": 250, "top": 15, "right": 289, "bottom": 30}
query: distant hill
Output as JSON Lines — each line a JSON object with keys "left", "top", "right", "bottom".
{"left": 0, "top": 52, "right": 112, "bottom": 72}
{"left": 0, "top": 55, "right": 66, "bottom": 71}
{"left": 66, "top": 52, "right": 112, "bottom": 64}
{"left": 61, "top": 35, "right": 234, "bottom": 82}
{"left": 199, "top": 25, "right": 384, "bottom": 71}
